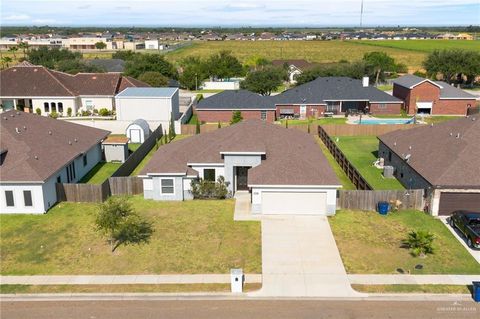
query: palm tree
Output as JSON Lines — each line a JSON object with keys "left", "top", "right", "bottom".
{"left": 8, "top": 46, "right": 18, "bottom": 59}
{"left": 1, "top": 56, "right": 13, "bottom": 69}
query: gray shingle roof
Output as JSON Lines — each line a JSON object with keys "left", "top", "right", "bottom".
{"left": 393, "top": 75, "right": 475, "bottom": 99}
{"left": 392, "top": 74, "right": 433, "bottom": 88}
{"left": 85, "top": 59, "right": 125, "bottom": 73}
{"left": 196, "top": 90, "right": 276, "bottom": 110}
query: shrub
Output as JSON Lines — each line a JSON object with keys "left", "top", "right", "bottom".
{"left": 49, "top": 111, "right": 59, "bottom": 119}
{"left": 196, "top": 93, "right": 204, "bottom": 102}
{"left": 217, "top": 121, "right": 221, "bottom": 129}
{"left": 230, "top": 110, "right": 243, "bottom": 125}
{"left": 92, "top": 108, "right": 99, "bottom": 114}
{"left": 402, "top": 230, "right": 435, "bottom": 257}
{"left": 35, "top": 108, "right": 41, "bottom": 115}
{"left": 81, "top": 110, "right": 92, "bottom": 116}
{"left": 98, "top": 108, "right": 111, "bottom": 116}
{"left": 190, "top": 176, "right": 231, "bottom": 199}
{"left": 67, "top": 107, "right": 72, "bottom": 117}
{"left": 195, "top": 121, "right": 200, "bottom": 134}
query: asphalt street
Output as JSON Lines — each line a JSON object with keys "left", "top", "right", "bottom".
{"left": 1, "top": 300, "right": 479, "bottom": 319}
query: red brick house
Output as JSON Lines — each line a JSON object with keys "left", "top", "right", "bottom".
{"left": 392, "top": 75, "right": 476, "bottom": 115}
{"left": 196, "top": 77, "right": 403, "bottom": 123}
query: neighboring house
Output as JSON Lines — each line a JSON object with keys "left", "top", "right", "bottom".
{"left": 140, "top": 120, "right": 341, "bottom": 215}
{"left": 195, "top": 77, "right": 403, "bottom": 122}
{"left": 271, "top": 59, "right": 317, "bottom": 83}
{"left": 115, "top": 87, "right": 179, "bottom": 133}
{"left": 0, "top": 62, "right": 148, "bottom": 116}
{"left": 201, "top": 79, "right": 241, "bottom": 90}
{"left": 144, "top": 39, "right": 159, "bottom": 50}
{"left": 0, "top": 110, "right": 109, "bottom": 214}
{"left": 392, "top": 74, "right": 476, "bottom": 115}
{"left": 378, "top": 117, "right": 480, "bottom": 216}
{"left": 84, "top": 59, "right": 126, "bottom": 73}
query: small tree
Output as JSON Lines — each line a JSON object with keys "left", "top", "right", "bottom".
{"left": 35, "top": 108, "right": 41, "bottom": 115}
{"left": 96, "top": 197, "right": 153, "bottom": 252}
{"left": 230, "top": 110, "right": 243, "bottom": 125}
{"left": 163, "top": 129, "right": 168, "bottom": 144}
{"left": 402, "top": 230, "right": 435, "bottom": 257}
{"left": 285, "top": 119, "right": 288, "bottom": 128}
{"left": 217, "top": 121, "right": 221, "bottom": 129}
{"left": 169, "top": 113, "right": 176, "bottom": 140}
{"left": 67, "top": 107, "right": 72, "bottom": 117}
{"left": 95, "top": 41, "right": 107, "bottom": 50}
{"left": 195, "top": 121, "right": 201, "bottom": 134}
{"left": 138, "top": 71, "right": 169, "bottom": 87}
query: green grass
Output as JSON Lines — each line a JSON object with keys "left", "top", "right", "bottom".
{"left": 165, "top": 40, "right": 428, "bottom": 70}
{"left": 128, "top": 143, "right": 141, "bottom": 152}
{"left": 334, "top": 136, "right": 405, "bottom": 190}
{"left": 421, "top": 116, "right": 463, "bottom": 125}
{"left": 0, "top": 283, "right": 262, "bottom": 294}
{"left": 0, "top": 196, "right": 261, "bottom": 275}
{"left": 329, "top": 210, "right": 480, "bottom": 275}
{"left": 281, "top": 118, "right": 347, "bottom": 125}
{"left": 315, "top": 136, "right": 355, "bottom": 190}
{"left": 355, "top": 40, "right": 480, "bottom": 53}
{"left": 79, "top": 162, "right": 122, "bottom": 184}
{"left": 376, "top": 84, "right": 393, "bottom": 91}
{"left": 352, "top": 284, "right": 471, "bottom": 294}
{"left": 130, "top": 135, "right": 191, "bottom": 176}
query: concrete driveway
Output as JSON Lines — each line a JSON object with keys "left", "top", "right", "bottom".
{"left": 252, "top": 215, "right": 360, "bottom": 297}
{"left": 439, "top": 217, "right": 480, "bottom": 264}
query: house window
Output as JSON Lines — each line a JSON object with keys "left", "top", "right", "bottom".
{"left": 388, "top": 151, "right": 392, "bottom": 162}
{"left": 44, "top": 102, "right": 49, "bottom": 112}
{"left": 204, "top": 169, "right": 216, "bottom": 182}
{"left": 161, "top": 179, "right": 174, "bottom": 194}
{"left": 57, "top": 176, "right": 61, "bottom": 183}
{"left": 5, "top": 190, "right": 14, "bottom": 207}
{"left": 58, "top": 102, "right": 64, "bottom": 113}
{"left": 260, "top": 110, "right": 267, "bottom": 121}
{"left": 83, "top": 155, "right": 87, "bottom": 167}
{"left": 379, "top": 103, "right": 387, "bottom": 109}
{"left": 85, "top": 100, "right": 93, "bottom": 110}
{"left": 23, "top": 190, "right": 33, "bottom": 207}
{"left": 51, "top": 102, "right": 56, "bottom": 113}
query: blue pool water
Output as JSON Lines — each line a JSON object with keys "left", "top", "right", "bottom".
{"left": 354, "top": 118, "right": 415, "bottom": 125}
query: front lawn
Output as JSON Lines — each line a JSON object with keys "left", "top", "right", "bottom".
{"left": 330, "top": 210, "right": 480, "bottom": 274}
{"left": 79, "top": 162, "right": 122, "bottom": 184}
{"left": 334, "top": 136, "right": 404, "bottom": 190}
{"left": 0, "top": 196, "right": 261, "bottom": 275}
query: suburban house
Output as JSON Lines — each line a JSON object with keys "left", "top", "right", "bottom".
{"left": 378, "top": 116, "right": 480, "bottom": 216}
{"left": 140, "top": 120, "right": 341, "bottom": 215}
{"left": 0, "top": 62, "right": 148, "bottom": 116}
{"left": 0, "top": 110, "right": 109, "bottom": 214}
{"left": 271, "top": 59, "right": 317, "bottom": 83}
{"left": 392, "top": 74, "right": 476, "bottom": 115}
{"left": 195, "top": 77, "right": 403, "bottom": 122}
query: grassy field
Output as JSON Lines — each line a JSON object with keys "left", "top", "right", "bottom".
{"left": 79, "top": 162, "right": 122, "bottom": 184}
{"left": 355, "top": 40, "right": 480, "bottom": 53}
{"left": 315, "top": 136, "right": 355, "bottom": 190}
{"left": 330, "top": 210, "right": 480, "bottom": 275}
{"left": 352, "top": 284, "right": 471, "bottom": 294}
{"left": 164, "top": 40, "right": 427, "bottom": 70}
{"left": 334, "top": 136, "right": 405, "bottom": 190}
{"left": 0, "top": 283, "right": 262, "bottom": 294}
{"left": 130, "top": 134, "right": 191, "bottom": 176}
{"left": 0, "top": 196, "right": 261, "bottom": 275}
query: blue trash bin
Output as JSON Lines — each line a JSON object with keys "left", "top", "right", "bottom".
{"left": 377, "top": 201, "right": 389, "bottom": 215}
{"left": 473, "top": 282, "right": 480, "bottom": 302}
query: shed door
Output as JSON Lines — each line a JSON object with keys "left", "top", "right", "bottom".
{"left": 129, "top": 129, "right": 142, "bottom": 143}
{"left": 261, "top": 191, "right": 327, "bottom": 215}
{"left": 438, "top": 192, "right": 480, "bottom": 215}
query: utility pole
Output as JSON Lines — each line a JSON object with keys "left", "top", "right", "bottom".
{"left": 360, "top": 0, "right": 364, "bottom": 29}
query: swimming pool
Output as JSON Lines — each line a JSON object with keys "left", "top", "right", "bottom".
{"left": 354, "top": 118, "right": 415, "bottom": 125}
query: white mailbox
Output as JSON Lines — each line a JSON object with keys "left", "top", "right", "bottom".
{"left": 230, "top": 268, "right": 244, "bottom": 293}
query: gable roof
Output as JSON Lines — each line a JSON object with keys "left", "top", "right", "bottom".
{"left": 378, "top": 117, "right": 480, "bottom": 188}
{"left": 0, "top": 110, "right": 110, "bottom": 182}
{"left": 274, "top": 77, "right": 402, "bottom": 104}
{"left": 141, "top": 120, "right": 340, "bottom": 187}
{"left": 196, "top": 90, "right": 276, "bottom": 110}
{"left": 0, "top": 64, "right": 149, "bottom": 97}
{"left": 393, "top": 75, "right": 475, "bottom": 99}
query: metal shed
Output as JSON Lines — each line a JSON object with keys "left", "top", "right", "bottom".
{"left": 126, "top": 119, "right": 150, "bottom": 143}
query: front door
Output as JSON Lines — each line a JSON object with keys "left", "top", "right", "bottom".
{"left": 236, "top": 167, "right": 249, "bottom": 191}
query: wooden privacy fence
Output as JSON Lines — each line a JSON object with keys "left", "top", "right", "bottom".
{"left": 56, "top": 177, "right": 144, "bottom": 203}
{"left": 337, "top": 189, "right": 424, "bottom": 211}
{"left": 320, "top": 123, "right": 419, "bottom": 136}
{"left": 181, "top": 123, "right": 220, "bottom": 135}
{"left": 318, "top": 125, "right": 373, "bottom": 190}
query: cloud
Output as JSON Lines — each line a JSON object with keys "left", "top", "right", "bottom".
{"left": 115, "top": 6, "right": 131, "bottom": 10}
{"left": 77, "top": 5, "right": 91, "bottom": 9}
{"left": 32, "top": 19, "right": 57, "bottom": 24}
{"left": 3, "top": 14, "right": 30, "bottom": 21}
{"left": 223, "top": 2, "right": 266, "bottom": 11}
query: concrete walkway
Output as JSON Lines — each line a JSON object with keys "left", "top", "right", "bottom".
{"left": 349, "top": 274, "right": 480, "bottom": 285}
{"left": 251, "top": 215, "right": 360, "bottom": 297}
{"left": 439, "top": 216, "right": 480, "bottom": 264}
{"left": 233, "top": 191, "right": 260, "bottom": 221}
{"left": 0, "top": 274, "right": 262, "bottom": 285}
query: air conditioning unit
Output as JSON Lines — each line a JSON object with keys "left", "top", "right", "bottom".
{"left": 383, "top": 166, "right": 395, "bottom": 178}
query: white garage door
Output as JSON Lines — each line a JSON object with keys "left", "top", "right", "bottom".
{"left": 129, "top": 129, "right": 142, "bottom": 143}
{"left": 261, "top": 191, "right": 327, "bottom": 215}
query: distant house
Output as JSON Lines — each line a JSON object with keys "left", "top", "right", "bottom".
{"left": 271, "top": 59, "right": 317, "bottom": 83}
{"left": 0, "top": 62, "right": 148, "bottom": 116}
{"left": 195, "top": 77, "right": 403, "bottom": 122}
{"left": 140, "top": 120, "right": 340, "bottom": 215}
{"left": 392, "top": 74, "right": 476, "bottom": 115}
{"left": 0, "top": 110, "right": 109, "bottom": 214}
{"left": 378, "top": 117, "right": 480, "bottom": 216}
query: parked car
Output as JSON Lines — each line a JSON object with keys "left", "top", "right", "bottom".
{"left": 449, "top": 211, "right": 480, "bottom": 249}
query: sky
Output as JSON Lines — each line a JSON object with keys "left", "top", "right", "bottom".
{"left": 1, "top": 0, "right": 479, "bottom": 27}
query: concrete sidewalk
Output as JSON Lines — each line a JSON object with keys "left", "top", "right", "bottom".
{"left": 233, "top": 191, "right": 260, "bottom": 221}
{"left": 0, "top": 274, "right": 262, "bottom": 285}
{"left": 349, "top": 274, "right": 480, "bottom": 285}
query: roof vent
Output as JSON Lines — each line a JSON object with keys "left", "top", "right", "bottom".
{"left": 449, "top": 132, "right": 453, "bottom": 136}
{"left": 12, "top": 69, "right": 17, "bottom": 72}
{"left": 48, "top": 131, "right": 52, "bottom": 135}
{"left": 16, "top": 112, "right": 20, "bottom": 115}
{"left": 23, "top": 126, "right": 26, "bottom": 130}
{"left": 10, "top": 114, "right": 14, "bottom": 117}
{"left": 3, "top": 117, "right": 6, "bottom": 120}
{"left": 74, "top": 138, "right": 78, "bottom": 142}
{"left": 33, "top": 68, "right": 38, "bottom": 72}
{"left": 473, "top": 118, "right": 476, "bottom": 121}
{"left": 393, "top": 142, "right": 396, "bottom": 146}
{"left": 408, "top": 145, "right": 412, "bottom": 150}
{"left": 15, "top": 127, "right": 21, "bottom": 134}
{"left": 456, "top": 133, "right": 460, "bottom": 139}
{"left": 68, "top": 141, "right": 72, "bottom": 145}
{"left": 34, "top": 155, "right": 38, "bottom": 160}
